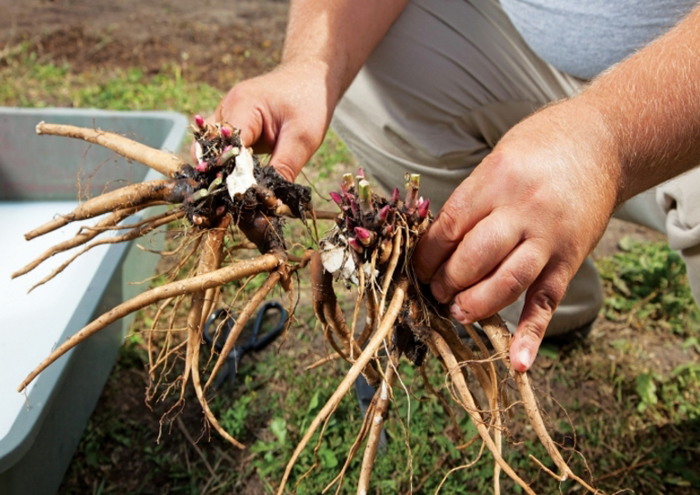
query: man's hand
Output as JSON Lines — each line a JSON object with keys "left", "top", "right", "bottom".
{"left": 415, "top": 3, "right": 700, "bottom": 372}
{"left": 192, "top": 0, "right": 409, "bottom": 181}
{"left": 193, "top": 61, "right": 334, "bottom": 182}
{"left": 414, "top": 100, "right": 620, "bottom": 372}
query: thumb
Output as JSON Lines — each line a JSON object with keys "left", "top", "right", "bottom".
{"left": 268, "top": 128, "right": 317, "bottom": 182}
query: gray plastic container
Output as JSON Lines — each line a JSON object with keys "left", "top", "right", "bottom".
{"left": 0, "top": 108, "right": 188, "bottom": 495}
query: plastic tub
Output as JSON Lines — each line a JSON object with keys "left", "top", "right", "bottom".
{"left": 0, "top": 108, "right": 188, "bottom": 495}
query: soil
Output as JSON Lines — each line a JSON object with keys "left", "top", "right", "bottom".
{"left": 0, "top": 0, "right": 289, "bottom": 87}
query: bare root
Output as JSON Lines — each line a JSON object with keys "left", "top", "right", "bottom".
{"left": 276, "top": 277, "right": 409, "bottom": 495}
{"left": 430, "top": 329, "right": 536, "bottom": 495}
{"left": 17, "top": 253, "right": 282, "bottom": 392}
{"left": 36, "top": 122, "right": 186, "bottom": 177}
{"left": 24, "top": 179, "right": 195, "bottom": 240}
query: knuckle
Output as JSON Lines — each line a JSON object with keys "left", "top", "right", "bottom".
{"left": 500, "top": 267, "right": 531, "bottom": 298}
{"left": 532, "top": 290, "right": 559, "bottom": 314}
{"left": 454, "top": 291, "right": 489, "bottom": 322}
{"left": 273, "top": 162, "right": 297, "bottom": 182}
{"left": 522, "top": 287, "right": 561, "bottom": 338}
{"left": 520, "top": 322, "right": 547, "bottom": 342}
{"left": 435, "top": 206, "right": 465, "bottom": 244}
{"left": 440, "top": 268, "right": 464, "bottom": 295}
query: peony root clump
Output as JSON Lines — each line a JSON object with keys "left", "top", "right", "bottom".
{"left": 13, "top": 119, "right": 602, "bottom": 494}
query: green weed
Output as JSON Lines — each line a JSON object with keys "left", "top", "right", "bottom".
{"left": 0, "top": 45, "right": 221, "bottom": 113}
{"left": 598, "top": 237, "right": 700, "bottom": 335}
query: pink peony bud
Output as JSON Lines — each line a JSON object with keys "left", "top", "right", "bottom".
{"left": 348, "top": 237, "right": 364, "bottom": 253}
{"left": 216, "top": 205, "right": 226, "bottom": 216}
{"left": 357, "top": 168, "right": 365, "bottom": 178}
{"left": 329, "top": 191, "right": 343, "bottom": 205}
{"left": 354, "top": 226, "right": 371, "bottom": 241}
{"left": 196, "top": 161, "right": 208, "bottom": 173}
{"left": 194, "top": 115, "right": 205, "bottom": 128}
{"left": 392, "top": 187, "right": 400, "bottom": 203}
{"left": 220, "top": 126, "right": 231, "bottom": 138}
{"left": 378, "top": 205, "right": 391, "bottom": 221}
{"left": 418, "top": 197, "right": 430, "bottom": 218}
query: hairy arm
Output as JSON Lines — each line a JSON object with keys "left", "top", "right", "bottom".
{"left": 282, "top": 0, "right": 410, "bottom": 107}
{"left": 415, "top": 4, "right": 700, "bottom": 372}
{"left": 584, "top": 4, "right": 700, "bottom": 202}
{"left": 207, "top": 0, "right": 409, "bottom": 180}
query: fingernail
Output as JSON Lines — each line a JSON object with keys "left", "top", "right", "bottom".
{"left": 431, "top": 281, "right": 446, "bottom": 302}
{"left": 517, "top": 347, "right": 534, "bottom": 371}
{"left": 450, "top": 303, "right": 472, "bottom": 324}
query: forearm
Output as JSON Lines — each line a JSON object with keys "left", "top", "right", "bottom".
{"left": 578, "top": 4, "right": 700, "bottom": 205}
{"left": 282, "top": 0, "right": 409, "bottom": 105}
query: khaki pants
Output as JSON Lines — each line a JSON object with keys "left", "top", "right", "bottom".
{"left": 332, "top": 0, "right": 700, "bottom": 335}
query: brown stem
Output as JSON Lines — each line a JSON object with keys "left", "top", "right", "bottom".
{"left": 357, "top": 353, "right": 398, "bottom": 494}
{"left": 18, "top": 253, "right": 282, "bottom": 392}
{"left": 12, "top": 205, "right": 143, "bottom": 278}
{"left": 36, "top": 122, "right": 186, "bottom": 177}
{"left": 24, "top": 178, "right": 195, "bottom": 240}
{"left": 429, "top": 316, "right": 494, "bottom": 402}
{"left": 179, "top": 218, "right": 230, "bottom": 402}
{"left": 27, "top": 211, "right": 185, "bottom": 293}
{"left": 276, "top": 277, "right": 409, "bottom": 495}
{"left": 310, "top": 251, "right": 380, "bottom": 385}
{"left": 430, "top": 330, "right": 536, "bottom": 495}
{"left": 379, "top": 228, "right": 402, "bottom": 316}
{"left": 478, "top": 314, "right": 597, "bottom": 492}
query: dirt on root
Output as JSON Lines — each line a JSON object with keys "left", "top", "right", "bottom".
{"left": 0, "top": 0, "right": 289, "bottom": 87}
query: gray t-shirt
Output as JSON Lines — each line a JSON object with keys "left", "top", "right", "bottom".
{"left": 500, "top": 0, "right": 698, "bottom": 79}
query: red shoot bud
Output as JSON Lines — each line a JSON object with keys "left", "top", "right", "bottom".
{"left": 418, "top": 197, "right": 430, "bottom": 218}
{"left": 194, "top": 115, "right": 205, "bottom": 128}
{"left": 354, "top": 226, "right": 376, "bottom": 247}
{"left": 196, "top": 161, "right": 208, "bottom": 173}
{"left": 357, "top": 168, "right": 365, "bottom": 178}
{"left": 348, "top": 237, "right": 364, "bottom": 253}
{"left": 216, "top": 206, "right": 226, "bottom": 216}
{"left": 378, "top": 205, "right": 391, "bottom": 221}
{"left": 329, "top": 191, "right": 343, "bottom": 205}
{"left": 220, "top": 126, "right": 231, "bottom": 138}
{"left": 392, "top": 187, "right": 400, "bottom": 204}
{"left": 354, "top": 226, "right": 371, "bottom": 241}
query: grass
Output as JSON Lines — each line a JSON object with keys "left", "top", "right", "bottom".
{"left": 0, "top": 44, "right": 222, "bottom": 114}
{"left": 5, "top": 43, "right": 700, "bottom": 494}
